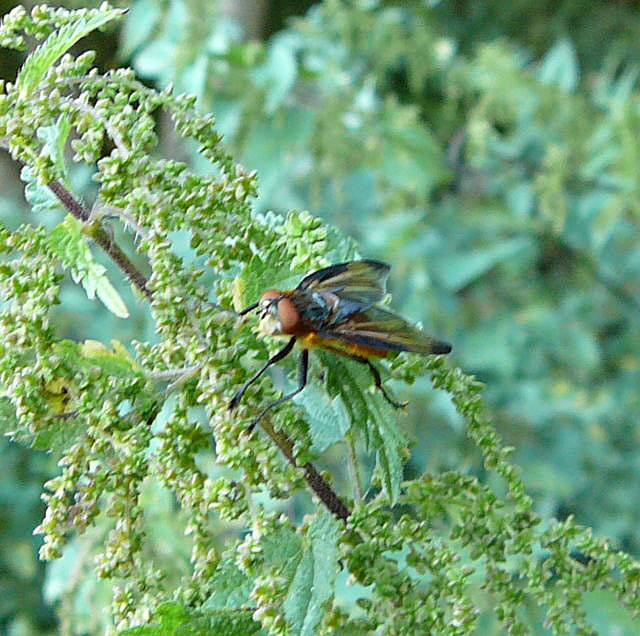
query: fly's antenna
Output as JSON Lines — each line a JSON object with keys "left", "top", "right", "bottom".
{"left": 238, "top": 302, "right": 259, "bottom": 316}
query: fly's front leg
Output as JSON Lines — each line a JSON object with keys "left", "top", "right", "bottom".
{"left": 248, "top": 349, "right": 309, "bottom": 431}
{"left": 229, "top": 336, "right": 296, "bottom": 410}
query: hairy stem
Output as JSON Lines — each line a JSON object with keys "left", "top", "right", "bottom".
{"left": 259, "top": 420, "right": 351, "bottom": 521}
{"left": 47, "top": 180, "right": 153, "bottom": 300}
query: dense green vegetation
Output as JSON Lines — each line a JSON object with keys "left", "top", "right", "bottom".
{"left": 1, "top": 1, "right": 640, "bottom": 634}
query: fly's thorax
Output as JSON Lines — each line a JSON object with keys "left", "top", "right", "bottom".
{"left": 291, "top": 289, "right": 337, "bottom": 325}
{"left": 258, "top": 290, "right": 301, "bottom": 335}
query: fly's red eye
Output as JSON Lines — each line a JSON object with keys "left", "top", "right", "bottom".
{"left": 277, "top": 297, "right": 300, "bottom": 334}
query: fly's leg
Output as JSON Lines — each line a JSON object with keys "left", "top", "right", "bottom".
{"left": 248, "top": 349, "right": 309, "bottom": 431}
{"left": 353, "top": 357, "right": 407, "bottom": 409}
{"left": 229, "top": 337, "right": 296, "bottom": 410}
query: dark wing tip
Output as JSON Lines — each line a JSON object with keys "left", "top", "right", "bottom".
{"left": 431, "top": 340, "right": 452, "bottom": 354}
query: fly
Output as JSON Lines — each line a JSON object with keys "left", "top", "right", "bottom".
{"left": 229, "top": 259, "right": 451, "bottom": 429}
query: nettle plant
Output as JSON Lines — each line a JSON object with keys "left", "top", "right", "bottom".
{"left": 0, "top": 4, "right": 639, "bottom": 635}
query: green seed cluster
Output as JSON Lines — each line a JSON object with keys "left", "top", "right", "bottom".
{"left": 0, "top": 5, "right": 338, "bottom": 627}
{"left": 1, "top": 5, "right": 640, "bottom": 634}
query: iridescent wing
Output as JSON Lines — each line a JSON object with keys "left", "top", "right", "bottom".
{"left": 317, "top": 306, "right": 451, "bottom": 355}
{"left": 296, "top": 260, "right": 390, "bottom": 308}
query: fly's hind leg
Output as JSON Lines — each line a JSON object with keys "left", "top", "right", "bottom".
{"left": 352, "top": 356, "right": 408, "bottom": 409}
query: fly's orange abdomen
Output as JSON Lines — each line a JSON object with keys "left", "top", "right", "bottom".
{"left": 299, "top": 332, "right": 390, "bottom": 359}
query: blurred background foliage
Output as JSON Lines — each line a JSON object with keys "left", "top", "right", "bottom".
{"left": 1, "top": 0, "right": 640, "bottom": 633}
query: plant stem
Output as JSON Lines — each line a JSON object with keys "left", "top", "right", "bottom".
{"left": 47, "top": 180, "right": 153, "bottom": 300}
{"left": 345, "top": 432, "right": 363, "bottom": 503}
{"left": 259, "top": 420, "right": 351, "bottom": 521}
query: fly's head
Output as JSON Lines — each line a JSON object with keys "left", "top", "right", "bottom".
{"left": 258, "top": 290, "right": 300, "bottom": 336}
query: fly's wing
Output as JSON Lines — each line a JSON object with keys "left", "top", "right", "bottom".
{"left": 318, "top": 306, "right": 452, "bottom": 355}
{"left": 297, "top": 260, "right": 390, "bottom": 307}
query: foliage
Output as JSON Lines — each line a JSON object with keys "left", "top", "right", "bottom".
{"left": 126, "top": 0, "right": 640, "bottom": 560}
{"left": 1, "top": 1, "right": 640, "bottom": 635}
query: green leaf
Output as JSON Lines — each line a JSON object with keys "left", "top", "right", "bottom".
{"left": 252, "top": 33, "right": 299, "bottom": 113}
{"left": 262, "top": 526, "right": 304, "bottom": 579}
{"left": 76, "top": 340, "right": 141, "bottom": 377}
{"left": 283, "top": 511, "right": 340, "bottom": 636}
{"left": 322, "top": 354, "right": 405, "bottom": 504}
{"left": 0, "top": 395, "right": 65, "bottom": 454}
{"left": 368, "top": 394, "right": 404, "bottom": 504}
{"left": 181, "top": 55, "right": 209, "bottom": 103}
{"left": 95, "top": 275, "right": 130, "bottom": 319}
{"left": 117, "top": 602, "right": 262, "bottom": 636}
{"left": 38, "top": 115, "right": 72, "bottom": 184}
{"left": 117, "top": 603, "right": 182, "bottom": 635}
{"left": 133, "top": 38, "right": 175, "bottom": 79}
{"left": 117, "top": 602, "right": 185, "bottom": 635}
{"left": 202, "top": 559, "right": 253, "bottom": 611}
{"left": 323, "top": 355, "right": 369, "bottom": 434}
{"left": 234, "top": 250, "right": 299, "bottom": 309}
{"left": 47, "top": 215, "right": 129, "bottom": 318}
{"left": 16, "top": 8, "right": 125, "bottom": 97}
{"left": 537, "top": 38, "right": 579, "bottom": 92}
{"left": 130, "top": 0, "right": 186, "bottom": 85}
{"left": 380, "top": 120, "right": 450, "bottom": 193}
{"left": 242, "top": 106, "right": 314, "bottom": 203}
{"left": 583, "top": 590, "right": 640, "bottom": 634}
{"left": 3, "top": 340, "right": 143, "bottom": 452}
{"left": 119, "top": 0, "right": 162, "bottom": 61}
{"left": 175, "top": 612, "right": 262, "bottom": 636}
{"left": 156, "top": 603, "right": 191, "bottom": 632}
{"left": 117, "top": 628, "right": 159, "bottom": 636}
{"left": 21, "top": 166, "right": 66, "bottom": 215}
{"left": 432, "top": 237, "right": 532, "bottom": 292}
{"left": 295, "top": 383, "right": 350, "bottom": 453}
{"left": 258, "top": 518, "right": 339, "bottom": 635}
